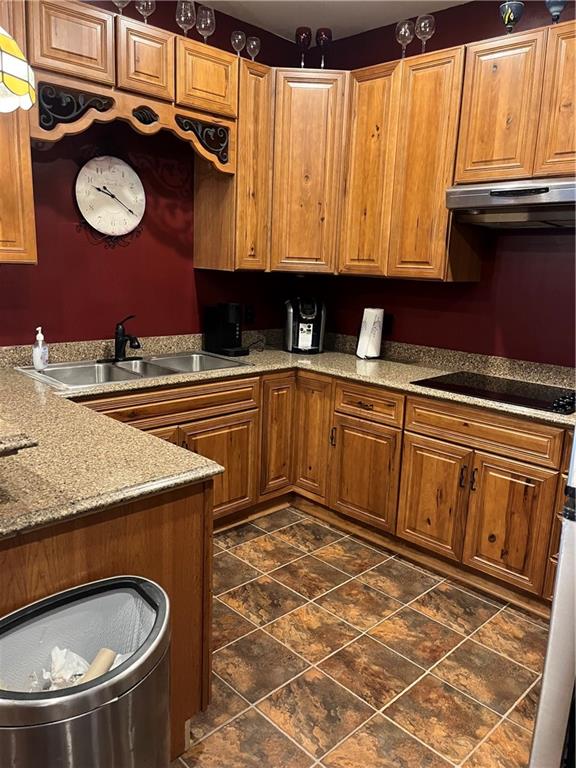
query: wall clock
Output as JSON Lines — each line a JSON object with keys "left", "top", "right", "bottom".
{"left": 75, "top": 156, "right": 146, "bottom": 237}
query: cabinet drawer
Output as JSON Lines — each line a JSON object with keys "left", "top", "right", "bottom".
{"left": 406, "top": 396, "right": 564, "bottom": 469}
{"left": 116, "top": 16, "right": 175, "bottom": 101}
{"left": 176, "top": 38, "right": 238, "bottom": 118}
{"left": 82, "top": 376, "right": 260, "bottom": 429}
{"left": 334, "top": 380, "right": 404, "bottom": 427}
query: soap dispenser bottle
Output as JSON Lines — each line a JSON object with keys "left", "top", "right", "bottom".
{"left": 32, "top": 327, "right": 49, "bottom": 371}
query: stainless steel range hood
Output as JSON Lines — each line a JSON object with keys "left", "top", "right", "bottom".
{"left": 446, "top": 178, "right": 576, "bottom": 229}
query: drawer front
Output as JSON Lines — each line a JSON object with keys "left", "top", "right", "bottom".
{"left": 116, "top": 16, "right": 175, "bottom": 101}
{"left": 176, "top": 38, "right": 238, "bottom": 118}
{"left": 82, "top": 377, "right": 260, "bottom": 428}
{"left": 406, "top": 396, "right": 564, "bottom": 469}
{"left": 334, "top": 380, "right": 404, "bottom": 427}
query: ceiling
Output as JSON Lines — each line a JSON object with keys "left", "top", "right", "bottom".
{"left": 208, "top": 1, "right": 469, "bottom": 42}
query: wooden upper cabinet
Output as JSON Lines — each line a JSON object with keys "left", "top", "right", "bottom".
{"left": 176, "top": 38, "right": 238, "bottom": 118}
{"left": 0, "top": 0, "right": 37, "bottom": 264}
{"left": 387, "top": 48, "right": 464, "bottom": 280}
{"left": 339, "top": 62, "right": 401, "bottom": 276}
{"left": 27, "top": 0, "right": 115, "bottom": 85}
{"left": 260, "top": 373, "right": 296, "bottom": 497}
{"left": 534, "top": 21, "right": 576, "bottom": 177}
{"left": 271, "top": 70, "right": 347, "bottom": 273}
{"left": 236, "top": 61, "right": 274, "bottom": 270}
{"left": 455, "top": 31, "right": 546, "bottom": 182}
{"left": 462, "top": 452, "right": 558, "bottom": 593}
{"left": 116, "top": 16, "right": 174, "bottom": 101}
{"left": 397, "top": 433, "right": 472, "bottom": 561}
{"left": 293, "top": 373, "right": 333, "bottom": 501}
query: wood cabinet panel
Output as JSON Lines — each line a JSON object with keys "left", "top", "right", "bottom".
{"left": 456, "top": 31, "right": 545, "bottom": 182}
{"left": 339, "top": 62, "right": 401, "bottom": 275}
{"left": 27, "top": 0, "right": 115, "bottom": 85}
{"left": 333, "top": 380, "right": 404, "bottom": 428}
{"left": 176, "top": 38, "right": 238, "bottom": 118}
{"left": 387, "top": 48, "right": 464, "bottom": 280}
{"left": 293, "top": 373, "right": 333, "bottom": 501}
{"left": 271, "top": 70, "right": 347, "bottom": 273}
{"left": 406, "top": 396, "right": 564, "bottom": 469}
{"left": 260, "top": 373, "right": 296, "bottom": 497}
{"left": 462, "top": 452, "right": 558, "bottom": 593}
{"left": 146, "top": 425, "right": 180, "bottom": 444}
{"left": 534, "top": 21, "right": 576, "bottom": 177}
{"left": 116, "top": 16, "right": 174, "bottom": 101}
{"left": 397, "top": 433, "right": 472, "bottom": 561}
{"left": 236, "top": 61, "right": 273, "bottom": 270}
{"left": 180, "top": 411, "right": 258, "bottom": 518}
{"left": 329, "top": 414, "right": 401, "bottom": 533}
{"left": 0, "top": 0, "right": 37, "bottom": 264}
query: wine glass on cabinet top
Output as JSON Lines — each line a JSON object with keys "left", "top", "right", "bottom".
{"left": 395, "top": 19, "right": 415, "bottom": 58}
{"left": 316, "top": 27, "right": 332, "bottom": 69}
{"left": 176, "top": 0, "right": 196, "bottom": 36}
{"left": 112, "top": 0, "right": 131, "bottom": 15}
{"left": 295, "top": 26, "right": 312, "bottom": 68}
{"left": 415, "top": 14, "right": 435, "bottom": 52}
{"left": 135, "top": 0, "right": 156, "bottom": 23}
{"left": 231, "top": 30, "right": 246, "bottom": 56}
{"left": 196, "top": 6, "right": 216, "bottom": 44}
{"left": 246, "top": 36, "right": 261, "bottom": 61}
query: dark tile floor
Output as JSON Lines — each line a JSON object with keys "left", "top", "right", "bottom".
{"left": 174, "top": 507, "right": 547, "bottom": 768}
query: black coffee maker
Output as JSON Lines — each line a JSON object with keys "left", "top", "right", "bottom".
{"left": 203, "top": 303, "right": 249, "bottom": 356}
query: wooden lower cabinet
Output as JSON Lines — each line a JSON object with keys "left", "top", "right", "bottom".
{"left": 462, "top": 452, "right": 558, "bottom": 594}
{"left": 329, "top": 414, "right": 401, "bottom": 533}
{"left": 260, "top": 373, "right": 296, "bottom": 498}
{"left": 397, "top": 433, "right": 472, "bottom": 561}
{"left": 180, "top": 410, "right": 258, "bottom": 518}
{"left": 293, "top": 373, "right": 333, "bottom": 501}
{"left": 146, "top": 425, "right": 180, "bottom": 444}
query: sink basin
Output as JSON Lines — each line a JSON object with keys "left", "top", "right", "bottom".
{"left": 150, "top": 352, "right": 248, "bottom": 373}
{"left": 22, "top": 361, "right": 140, "bottom": 389}
{"left": 115, "top": 359, "right": 175, "bottom": 377}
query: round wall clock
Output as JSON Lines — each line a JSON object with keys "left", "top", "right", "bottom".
{"left": 75, "top": 156, "right": 146, "bottom": 237}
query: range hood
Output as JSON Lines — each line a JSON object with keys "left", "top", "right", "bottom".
{"left": 446, "top": 177, "right": 576, "bottom": 229}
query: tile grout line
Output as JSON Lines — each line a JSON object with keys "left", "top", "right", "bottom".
{"left": 381, "top": 712, "right": 460, "bottom": 767}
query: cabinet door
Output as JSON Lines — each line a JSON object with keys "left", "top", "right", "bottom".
{"left": 456, "top": 31, "right": 545, "bottom": 182}
{"left": 271, "top": 70, "right": 347, "bottom": 273}
{"left": 329, "top": 415, "right": 401, "bottom": 533}
{"left": 339, "top": 62, "right": 401, "bottom": 276}
{"left": 236, "top": 61, "right": 273, "bottom": 270}
{"left": 0, "top": 0, "right": 36, "bottom": 264}
{"left": 534, "top": 21, "right": 576, "bottom": 177}
{"left": 462, "top": 452, "right": 558, "bottom": 593}
{"left": 180, "top": 411, "right": 258, "bottom": 518}
{"left": 27, "top": 0, "right": 115, "bottom": 85}
{"left": 397, "top": 433, "right": 472, "bottom": 561}
{"left": 293, "top": 373, "right": 333, "bottom": 501}
{"left": 116, "top": 16, "right": 174, "bottom": 101}
{"left": 387, "top": 48, "right": 464, "bottom": 280}
{"left": 146, "top": 425, "right": 180, "bottom": 444}
{"left": 260, "top": 373, "right": 296, "bottom": 497}
{"left": 176, "top": 38, "right": 238, "bottom": 118}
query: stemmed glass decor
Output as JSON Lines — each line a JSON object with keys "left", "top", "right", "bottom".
{"left": 135, "top": 0, "right": 156, "bottom": 24}
{"left": 295, "top": 26, "right": 312, "bottom": 68}
{"left": 176, "top": 0, "right": 196, "bottom": 36}
{"left": 112, "top": 0, "right": 131, "bottom": 15}
{"left": 415, "top": 14, "right": 435, "bottom": 52}
{"left": 196, "top": 6, "right": 216, "bottom": 44}
{"left": 395, "top": 19, "right": 415, "bottom": 58}
{"left": 316, "top": 28, "right": 332, "bottom": 69}
{"left": 246, "top": 36, "right": 261, "bottom": 61}
{"left": 544, "top": 0, "right": 567, "bottom": 23}
{"left": 231, "top": 30, "right": 246, "bottom": 56}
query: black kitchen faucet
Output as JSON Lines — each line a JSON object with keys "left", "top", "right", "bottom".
{"left": 114, "top": 315, "right": 142, "bottom": 362}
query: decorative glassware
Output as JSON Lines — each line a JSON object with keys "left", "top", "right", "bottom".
{"left": 315, "top": 27, "right": 332, "bottom": 69}
{"left": 544, "top": 0, "right": 567, "bottom": 23}
{"left": 231, "top": 30, "right": 246, "bottom": 56}
{"left": 112, "top": 0, "right": 131, "bottom": 15}
{"left": 176, "top": 0, "right": 196, "bottom": 36}
{"left": 135, "top": 0, "right": 156, "bottom": 23}
{"left": 246, "top": 36, "right": 261, "bottom": 61}
{"left": 196, "top": 5, "right": 216, "bottom": 43}
{"left": 395, "top": 19, "right": 415, "bottom": 58}
{"left": 499, "top": 1, "right": 524, "bottom": 33}
{"left": 295, "top": 26, "right": 312, "bottom": 68}
{"left": 415, "top": 14, "right": 435, "bottom": 53}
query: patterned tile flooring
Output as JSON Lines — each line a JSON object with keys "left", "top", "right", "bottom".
{"left": 173, "top": 507, "right": 548, "bottom": 768}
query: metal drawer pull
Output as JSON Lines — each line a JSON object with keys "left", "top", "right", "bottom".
{"left": 353, "top": 400, "right": 374, "bottom": 410}
{"left": 329, "top": 427, "right": 337, "bottom": 446}
{"left": 459, "top": 465, "right": 468, "bottom": 488}
{"left": 470, "top": 468, "right": 479, "bottom": 491}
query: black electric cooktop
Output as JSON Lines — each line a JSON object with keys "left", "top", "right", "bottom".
{"left": 411, "top": 371, "right": 576, "bottom": 415}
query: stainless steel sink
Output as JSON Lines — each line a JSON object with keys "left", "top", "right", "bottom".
{"left": 115, "top": 359, "right": 175, "bottom": 377}
{"left": 150, "top": 352, "right": 248, "bottom": 373}
{"left": 19, "top": 361, "right": 141, "bottom": 389}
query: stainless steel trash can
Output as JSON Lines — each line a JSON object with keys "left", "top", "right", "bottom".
{"left": 0, "top": 576, "right": 170, "bottom": 768}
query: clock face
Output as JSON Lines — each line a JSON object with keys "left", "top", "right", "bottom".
{"left": 75, "top": 156, "right": 146, "bottom": 237}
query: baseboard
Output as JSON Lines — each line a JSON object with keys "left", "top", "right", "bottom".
{"left": 214, "top": 494, "right": 293, "bottom": 532}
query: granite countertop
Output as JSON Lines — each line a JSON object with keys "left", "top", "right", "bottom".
{"left": 0, "top": 415, "right": 38, "bottom": 458}
{"left": 0, "top": 368, "right": 222, "bottom": 540}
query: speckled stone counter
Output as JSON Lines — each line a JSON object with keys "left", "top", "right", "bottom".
{"left": 0, "top": 368, "right": 222, "bottom": 539}
{"left": 0, "top": 415, "right": 38, "bottom": 458}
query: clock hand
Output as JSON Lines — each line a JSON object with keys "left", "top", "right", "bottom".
{"left": 101, "top": 185, "right": 137, "bottom": 217}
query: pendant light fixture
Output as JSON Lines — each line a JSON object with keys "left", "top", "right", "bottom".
{"left": 0, "top": 25, "right": 35, "bottom": 113}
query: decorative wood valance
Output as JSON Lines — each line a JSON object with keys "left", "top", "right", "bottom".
{"left": 29, "top": 70, "right": 236, "bottom": 174}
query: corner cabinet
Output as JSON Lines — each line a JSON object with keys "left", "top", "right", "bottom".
{"left": 0, "top": 0, "right": 37, "bottom": 264}
{"left": 293, "top": 372, "right": 333, "bottom": 501}
{"left": 260, "top": 372, "right": 296, "bottom": 498}
{"left": 270, "top": 70, "right": 348, "bottom": 273}
{"left": 386, "top": 47, "right": 465, "bottom": 280}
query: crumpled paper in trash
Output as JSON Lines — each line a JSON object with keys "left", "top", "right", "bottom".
{"left": 28, "top": 647, "right": 129, "bottom": 692}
